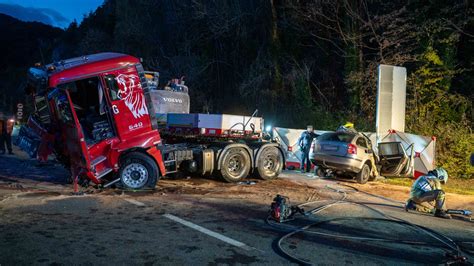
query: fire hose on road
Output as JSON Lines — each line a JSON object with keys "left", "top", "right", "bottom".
{"left": 266, "top": 186, "right": 473, "bottom": 265}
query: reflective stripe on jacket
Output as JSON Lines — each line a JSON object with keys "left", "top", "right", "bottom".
{"left": 410, "top": 175, "right": 441, "bottom": 198}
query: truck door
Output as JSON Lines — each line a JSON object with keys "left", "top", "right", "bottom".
{"left": 51, "top": 89, "right": 91, "bottom": 176}
{"left": 101, "top": 66, "right": 152, "bottom": 139}
{"left": 378, "top": 142, "right": 414, "bottom": 177}
{"left": 16, "top": 95, "right": 52, "bottom": 158}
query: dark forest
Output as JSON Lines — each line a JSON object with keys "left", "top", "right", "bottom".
{"left": 0, "top": 0, "right": 472, "bottom": 178}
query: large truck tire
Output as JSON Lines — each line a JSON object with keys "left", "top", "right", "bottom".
{"left": 219, "top": 147, "right": 251, "bottom": 182}
{"left": 256, "top": 146, "right": 283, "bottom": 180}
{"left": 118, "top": 152, "right": 159, "bottom": 190}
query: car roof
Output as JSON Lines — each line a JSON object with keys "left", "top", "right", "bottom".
{"left": 324, "top": 131, "right": 358, "bottom": 136}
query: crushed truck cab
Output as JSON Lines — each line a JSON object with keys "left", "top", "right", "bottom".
{"left": 17, "top": 53, "right": 284, "bottom": 190}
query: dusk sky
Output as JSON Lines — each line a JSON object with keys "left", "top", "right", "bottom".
{"left": 0, "top": 0, "right": 104, "bottom": 28}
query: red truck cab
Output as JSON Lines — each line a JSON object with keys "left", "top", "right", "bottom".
{"left": 18, "top": 52, "right": 285, "bottom": 191}
{"left": 22, "top": 53, "right": 166, "bottom": 189}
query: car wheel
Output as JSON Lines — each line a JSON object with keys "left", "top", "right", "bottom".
{"left": 119, "top": 152, "right": 159, "bottom": 190}
{"left": 219, "top": 147, "right": 251, "bottom": 182}
{"left": 356, "top": 164, "right": 370, "bottom": 184}
{"left": 315, "top": 166, "right": 326, "bottom": 177}
{"left": 256, "top": 146, "right": 283, "bottom": 180}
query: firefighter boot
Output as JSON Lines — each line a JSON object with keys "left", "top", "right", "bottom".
{"left": 434, "top": 209, "right": 452, "bottom": 219}
{"left": 405, "top": 199, "right": 416, "bottom": 212}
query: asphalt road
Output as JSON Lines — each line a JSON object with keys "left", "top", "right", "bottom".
{"left": 0, "top": 151, "right": 473, "bottom": 265}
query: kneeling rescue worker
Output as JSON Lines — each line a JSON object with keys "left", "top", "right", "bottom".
{"left": 405, "top": 167, "right": 451, "bottom": 219}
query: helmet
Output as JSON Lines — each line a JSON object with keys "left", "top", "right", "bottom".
{"left": 344, "top": 122, "right": 354, "bottom": 129}
{"left": 337, "top": 122, "right": 356, "bottom": 133}
{"left": 430, "top": 167, "right": 448, "bottom": 184}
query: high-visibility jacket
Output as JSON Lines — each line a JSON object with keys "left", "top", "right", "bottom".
{"left": 410, "top": 174, "right": 441, "bottom": 199}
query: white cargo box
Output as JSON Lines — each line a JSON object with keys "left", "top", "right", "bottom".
{"left": 167, "top": 113, "right": 263, "bottom": 135}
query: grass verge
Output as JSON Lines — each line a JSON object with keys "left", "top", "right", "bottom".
{"left": 382, "top": 177, "right": 474, "bottom": 196}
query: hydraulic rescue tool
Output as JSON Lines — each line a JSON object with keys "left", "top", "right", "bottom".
{"left": 269, "top": 194, "right": 304, "bottom": 223}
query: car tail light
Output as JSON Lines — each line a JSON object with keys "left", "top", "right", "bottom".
{"left": 347, "top": 144, "right": 357, "bottom": 154}
{"left": 288, "top": 146, "right": 293, "bottom": 152}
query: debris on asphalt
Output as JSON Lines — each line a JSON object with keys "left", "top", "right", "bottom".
{"left": 237, "top": 181, "right": 257, "bottom": 185}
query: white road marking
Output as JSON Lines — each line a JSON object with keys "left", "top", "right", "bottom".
{"left": 123, "top": 198, "right": 146, "bottom": 207}
{"left": 163, "top": 213, "right": 253, "bottom": 251}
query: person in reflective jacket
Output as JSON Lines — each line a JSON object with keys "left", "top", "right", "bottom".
{"left": 297, "top": 125, "right": 317, "bottom": 173}
{"left": 405, "top": 167, "right": 451, "bottom": 219}
{"left": 0, "top": 115, "right": 14, "bottom": 155}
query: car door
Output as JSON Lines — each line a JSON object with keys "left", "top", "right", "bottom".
{"left": 378, "top": 142, "right": 414, "bottom": 177}
{"left": 398, "top": 144, "right": 414, "bottom": 177}
{"left": 51, "top": 88, "right": 91, "bottom": 177}
{"left": 355, "top": 136, "right": 371, "bottom": 162}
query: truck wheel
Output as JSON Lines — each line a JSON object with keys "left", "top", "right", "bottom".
{"left": 256, "top": 146, "right": 283, "bottom": 180}
{"left": 219, "top": 147, "right": 251, "bottom": 182}
{"left": 356, "top": 164, "right": 370, "bottom": 184}
{"left": 119, "top": 152, "right": 159, "bottom": 190}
